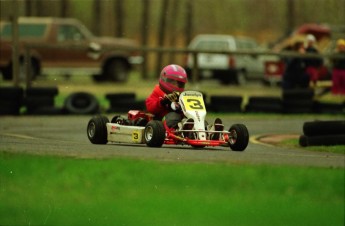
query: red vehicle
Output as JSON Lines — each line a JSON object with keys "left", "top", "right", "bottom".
{"left": 87, "top": 91, "right": 249, "bottom": 151}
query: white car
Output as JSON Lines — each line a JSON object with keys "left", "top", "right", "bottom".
{"left": 185, "top": 34, "right": 265, "bottom": 85}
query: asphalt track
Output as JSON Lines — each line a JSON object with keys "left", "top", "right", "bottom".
{"left": 0, "top": 115, "right": 344, "bottom": 168}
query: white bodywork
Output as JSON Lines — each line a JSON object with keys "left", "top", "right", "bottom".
{"left": 179, "top": 91, "right": 207, "bottom": 140}
{"left": 107, "top": 123, "right": 145, "bottom": 144}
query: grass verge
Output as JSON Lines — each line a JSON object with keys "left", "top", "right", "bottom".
{"left": 281, "top": 138, "right": 345, "bottom": 154}
{"left": 0, "top": 151, "right": 344, "bottom": 226}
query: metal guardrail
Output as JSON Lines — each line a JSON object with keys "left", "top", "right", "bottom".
{"left": 22, "top": 43, "right": 344, "bottom": 87}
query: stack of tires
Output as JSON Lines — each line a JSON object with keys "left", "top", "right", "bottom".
{"left": 245, "top": 96, "right": 283, "bottom": 113}
{"left": 313, "top": 101, "right": 344, "bottom": 114}
{"left": 282, "top": 88, "right": 314, "bottom": 114}
{"left": 299, "top": 120, "right": 345, "bottom": 147}
{"left": 0, "top": 87, "right": 24, "bottom": 115}
{"left": 209, "top": 95, "right": 243, "bottom": 113}
{"left": 106, "top": 93, "right": 145, "bottom": 113}
{"left": 25, "top": 87, "right": 61, "bottom": 115}
{"left": 63, "top": 92, "right": 100, "bottom": 114}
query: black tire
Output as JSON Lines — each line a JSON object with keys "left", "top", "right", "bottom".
{"left": 245, "top": 96, "right": 283, "bottom": 113}
{"left": 106, "top": 93, "right": 136, "bottom": 107}
{"left": 282, "top": 99, "right": 314, "bottom": 113}
{"left": 0, "top": 87, "right": 24, "bottom": 115}
{"left": 64, "top": 92, "right": 99, "bottom": 114}
{"left": 25, "top": 96, "right": 55, "bottom": 114}
{"left": 134, "top": 117, "right": 148, "bottom": 127}
{"left": 0, "top": 101, "right": 22, "bottom": 115}
{"left": 248, "top": 96, "right": 282, "bottom": 105}
{"left": 26, "top": 87, "right": 58, "bottom": 97}
{"left": 87, "top": 115, "right": 109, "bottom": 144}
{"left": 299, "top": 134, "right": 345, "bottom": 147}
{"left": 0, "top": 87, "right": 24, "bottom": 101}
{"left": 282, "top": 88, "right": 314, "bottom": 100}
{"left": 103, "top": 59, "right": 130, "bottom": 82}
{"left": 105, "top": 93, "right": 136, "bottom": 101}
{"left": 234, "top": 71, "right": 247, "bottom": 85}
{"left": 144, "top": 120, "right": 166, "bottom": 147}
{"left": 26, "top": 106, "right": 63, "bottom": 115}
{"left": 3, "top": 59, "right": 40, "bottom": 81}
{"left": 25, "top": 96, "right": 55, "bottom": 108}
{"left": 210, "top": 95, "right": 243, "bottom": 112}
{"left": 1, "top": 65, "right": 12, "bottom": 80}
{"left": 303, "top": 120, "right": 345, "bottom": 136}
{"left": 313, "top": 101, "right": 344, "bottom": 114}
{"left": 228, "top": 124, "right": 249, "bottom": 151}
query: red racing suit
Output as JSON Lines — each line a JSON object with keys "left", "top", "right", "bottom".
{"left": 145, "top": 85, "right": 169, "bottom": 118}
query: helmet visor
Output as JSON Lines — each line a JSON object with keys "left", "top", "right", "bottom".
{"left": 165, "top": 78, "right": 185, "bottom": 88}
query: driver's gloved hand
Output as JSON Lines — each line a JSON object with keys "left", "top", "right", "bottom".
{"left": 165, "top": 91, "right": 180, "bottom": 102}
{"left": 160, "top": 91, "right": 180, "bottom": 107}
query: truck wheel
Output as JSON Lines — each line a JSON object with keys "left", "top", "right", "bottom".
{"left": 1, "top": 66, "right": 12, "bottom": 80}
{"left": 104, "top": 59, "right": 129, "bottom": 82}
{"left": 144, "top": 120, "right": 166, "bottom": 147}
{"left": 87, "top": 115, "right": 109, "bottom": 144}
{"left": 228, "top": 124, "right": 249, "bottom": 151}
{"left": 2, "top": 59, "right": 39, "bottom": 81}
{"left": 235, "top": 71, "right": 247, "bottom": 85}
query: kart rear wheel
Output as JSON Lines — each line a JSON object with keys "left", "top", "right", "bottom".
{"left": 144, "top": 120, "right": 166, "bottom": 147}
{"left": 87, "top": 115, "right": 109, "bottom": 144}
{"left": 228, "top": 124, "right": 249, "bottom": 151}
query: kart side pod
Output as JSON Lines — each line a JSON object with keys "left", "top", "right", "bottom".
{"left": 107, "top": 123, "right": 145, "bottom": 144}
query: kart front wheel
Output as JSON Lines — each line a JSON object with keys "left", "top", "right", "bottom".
{"left": 87, "top": 115, "right": 109, "bottom": 144}
{"left": 144, "top": 120, "right": 166, "bottom": 147}
{"left": 228, "top": 124, "right": 249, "bottom": 151}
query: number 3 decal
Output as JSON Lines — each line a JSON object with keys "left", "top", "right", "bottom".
{"left": 187, "top": 99, "right": 204, "bottom": 110}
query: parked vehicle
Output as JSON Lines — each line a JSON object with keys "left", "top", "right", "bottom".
{"left": 263, "top": 23, "right": 342, "bottom": 85}
{"left": 185, "top": 34, "right": 265, "bottom": 85}
{"left": 0, "top": 17, "right": 142, "bottom": 82}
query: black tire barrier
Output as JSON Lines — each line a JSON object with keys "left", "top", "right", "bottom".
{"left": 107, "top": 100, "right": 146, "bottom": 113}
{"left": 299, "top": 134, "right": 345, "bottom": 147}
{"left": 0, "top": 100, "right": 23, "bottom": 115}
{"left": 64, "top": 92, "right": 100, "bottom": 114}
{"left": 24, "top": 86, "right": 59, "bottom": 115}
{"left": 26, "top": 87, "right": 58, "bottom": 97}
{"left": 245, "top": 96, "right": 283, "bottom": 113}
{"left": 282, "top": 88, "right": 314, "bottom": 114}
{"left": 0, "top": 87, "right": 24, "bottom": 115}
{"left": 303, "top": 120, "right": 345, "bottom": 136}
{"left": 105, "top": 93, "right": 136, "bottom": 103}
{"left": 26, "top": 106, "right": 64, "bottom": 115}
{"left": 106, "top": 93, "right": 144, "bottom": 113}
{"left": 282, "top": 99, "right": 314, "bottom": 114}
{"left": 282, "top": 88, "right": 314, "bottom": 100}
{"left": 209, "top": 95, "right": 243, "bottom": 112}
{"left": 313, "top": 101, "right": 344, "bottom": 114}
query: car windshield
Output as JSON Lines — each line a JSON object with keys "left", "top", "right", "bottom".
{"left": 0, "top": 23, "right": 46, "bottom": 38}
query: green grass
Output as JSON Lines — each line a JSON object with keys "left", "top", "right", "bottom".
{"left": 282, "top": 138, "right": 345, "bottom": 154}
{"left": 0, "top": 151, "right": 344, "bottom": 226}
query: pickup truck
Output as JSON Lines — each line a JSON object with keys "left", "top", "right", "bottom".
{"left": 0, "top": 17, "right": 142, "bottom": 82}
{"left": 185, "top": 34, "right": 265, "bottom": 85}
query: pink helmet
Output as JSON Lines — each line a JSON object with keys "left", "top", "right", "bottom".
{"left": 159, "top": 64, "right": 188, "bottom": 94}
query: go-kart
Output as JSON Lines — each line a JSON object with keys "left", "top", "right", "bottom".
{"left": 87, "top": 91, "right": 249, "bottom": 151}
